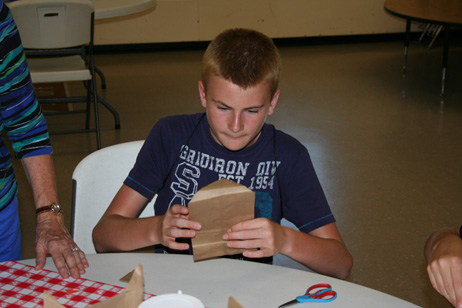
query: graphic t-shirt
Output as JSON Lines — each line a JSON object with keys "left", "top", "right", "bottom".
{"left": 125, "top": 113, "right": 335, "bottom": 255}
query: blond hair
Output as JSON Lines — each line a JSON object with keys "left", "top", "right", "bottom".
{"left": 201, "top": 28, "right": 281, "bottom": 96}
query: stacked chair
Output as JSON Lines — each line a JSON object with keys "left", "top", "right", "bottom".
{"left": 9, "top": 0, "right": 104, "bottom": 149}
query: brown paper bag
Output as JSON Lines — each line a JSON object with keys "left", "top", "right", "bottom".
{"left": 189, "top": 179, "right": 255, "bottom": 261}
{"left": 228, "top": 296, "right": 247, "bottom": 308}
{"left": 43, "top": 264, "right": 145, "bottom": 308}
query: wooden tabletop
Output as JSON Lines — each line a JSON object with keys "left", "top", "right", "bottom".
{"left": 384, "top": 0, "right": 462, "bottom": 25}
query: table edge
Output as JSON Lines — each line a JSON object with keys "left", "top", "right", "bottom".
{"left": 94, "top": 0, "right": 156, "bottom": 19}
{"left": 384, "top": 3, "right": 462, "bottom": 27}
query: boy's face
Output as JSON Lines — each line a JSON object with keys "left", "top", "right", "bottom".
{"left": 198, "top": 75, "right": 279, "bottom": 151}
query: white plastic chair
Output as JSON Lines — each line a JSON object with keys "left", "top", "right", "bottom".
{"left": 71, "top": 140, "right": 156, "bottom": 254}
{"left": 8, "top": 0, "right": 102, "bottom": 148}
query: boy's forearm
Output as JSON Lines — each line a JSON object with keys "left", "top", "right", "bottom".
{"left": 282, "top": 227, "right": 353, "bottom": 279}
{"left": 93, "top": 215, "right": 162, "bottom": 252}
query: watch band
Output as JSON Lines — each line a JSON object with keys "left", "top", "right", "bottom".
{"left": 36, "top": 203, "right": 61, "bottom": 215}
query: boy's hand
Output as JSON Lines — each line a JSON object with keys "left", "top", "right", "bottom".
{"left": 426, "top": 234, "right": 462, "bottom": 307}
{"left": 222, "top": 218, "right": 287, "bottom": 258}
{"left": 159, "top": 204, "right": 201, "bottom": 250}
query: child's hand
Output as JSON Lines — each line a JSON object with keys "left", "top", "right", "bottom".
{"left": 159, "top": 204, "right": 201, "bottom": 250}
{"left": 427, "top": 234, "right": 462, "bottom": 307}
{"left": 222, "top": 218, "right": 287, "bottom": 258}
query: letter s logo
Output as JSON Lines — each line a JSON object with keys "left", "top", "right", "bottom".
{"left": 168, "top": 162, "right": 200, "bottom": 207}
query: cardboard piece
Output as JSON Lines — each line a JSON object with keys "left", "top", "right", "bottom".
{"left": 189, "top": 179, "right": 255, "bottom": 261}
{"left": 228, "top": 296, "right": 247, "bottom": 308}
{"left": 119, "top": 269, "right": 134, "bottom": 283}
{"left": 44, "top": 264, "right": 145, "bottom": 308}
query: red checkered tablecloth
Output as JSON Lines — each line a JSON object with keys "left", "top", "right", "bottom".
{"left": 0, "top": 261, "right": 154, "bottom": 308}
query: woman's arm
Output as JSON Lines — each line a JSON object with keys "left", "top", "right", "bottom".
{"left": 22, "top": 154, "right": 88, "bottom": 279}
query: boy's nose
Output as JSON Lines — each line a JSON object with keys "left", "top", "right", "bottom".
{"left": 229, "top": 113, "right": 243, "bottom": 133}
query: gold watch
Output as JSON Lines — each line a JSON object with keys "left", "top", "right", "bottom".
{"left": 36, "top": 203, "right": 61, "bottom": 215}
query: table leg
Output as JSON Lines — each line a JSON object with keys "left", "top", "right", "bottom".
{"left": 403, "top": 19, "right": 411, "bottom": 75}
{"left": 441, "top": 26, "right": 449, "bottom": 97}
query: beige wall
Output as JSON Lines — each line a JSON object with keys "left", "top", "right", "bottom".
{"left": 94, "top": 0, "right": 408, "bottom": 45}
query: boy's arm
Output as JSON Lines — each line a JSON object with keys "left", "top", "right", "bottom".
{"left": 92, "top": 185, "right": 201, "bottom": 252}
{"left": 224, "top": 219, "right": 353, "bottom": 279}
{"left": 284, "top": 223, "right": 352, "bottom": 279}
{"left": 424, "top": 227, "right": 462, "bottom": 307}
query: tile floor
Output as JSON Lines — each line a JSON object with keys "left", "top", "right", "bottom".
{"left": 15, "top": 35, "right": 462, "bottom": 308}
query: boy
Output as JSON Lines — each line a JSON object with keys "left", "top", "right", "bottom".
{"left": 93, "top": 28, "right": 353, "bottom": 279}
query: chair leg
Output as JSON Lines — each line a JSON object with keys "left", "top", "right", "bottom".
{"left": 83, "top": 77, "right": 100, "bottom": 147}
{"left": 85, "top": 80, "right": 91, "bottom": 130}
{"left": 428, "top": 25, "right": 442, "bottom": 49}
{"left": 419, "top": 23, "right": 430, "bottom": 41}
{"left": 89, "top": 54, "right": 101, "bottom": 148}
{"left": 95, "top": 66, "right": 107, "bottom": 89}
{"left": 92, "top": 84, "right": 101, "bottom": 149}
{"left": 97, "top": 94, "right": 121, "bottom": 129}
{"left": 88, "top": 66, "right": 120, "bottom": 129}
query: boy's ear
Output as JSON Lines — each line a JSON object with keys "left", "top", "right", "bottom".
{"left": 198, "top": 81, "right": 207, "bottom": 107}
{"left": 268, "top": 89, "right": 280, "bottom": 115}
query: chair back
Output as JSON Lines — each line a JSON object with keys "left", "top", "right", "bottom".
{"left": 8, "top": 0, "right": 94, "bottom": 49}
{"left": 71, "top": 141, "right": 156, "bottom": 254}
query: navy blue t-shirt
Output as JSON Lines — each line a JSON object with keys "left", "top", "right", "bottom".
{"left": 125, "top": 113, "right": 335, "bottom": 254}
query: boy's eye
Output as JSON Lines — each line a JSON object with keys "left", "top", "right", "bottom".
{"left": 218, "top": 106, "right": 228, "bottom": 110}
{"left": 247, "top": 109, "right": 259, "bottom": 114}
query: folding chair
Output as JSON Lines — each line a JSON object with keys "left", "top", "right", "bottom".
{"left": 71, "top": 140, "right": 156, "bottom": 254}
{"left": 9, "top": 0, "right": 103, "bottom": 148}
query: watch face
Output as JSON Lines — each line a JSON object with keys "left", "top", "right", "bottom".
{"left": 51, "top": 203, "right": 61, "bottom": 213}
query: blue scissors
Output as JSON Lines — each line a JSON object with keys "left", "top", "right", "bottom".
{"left": 278, "top": 284, "right": 337, "bottom": 307}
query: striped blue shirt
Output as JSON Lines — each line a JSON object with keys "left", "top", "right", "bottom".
{"left": 0, "top": 1, "right": 52, "bottom": 211}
